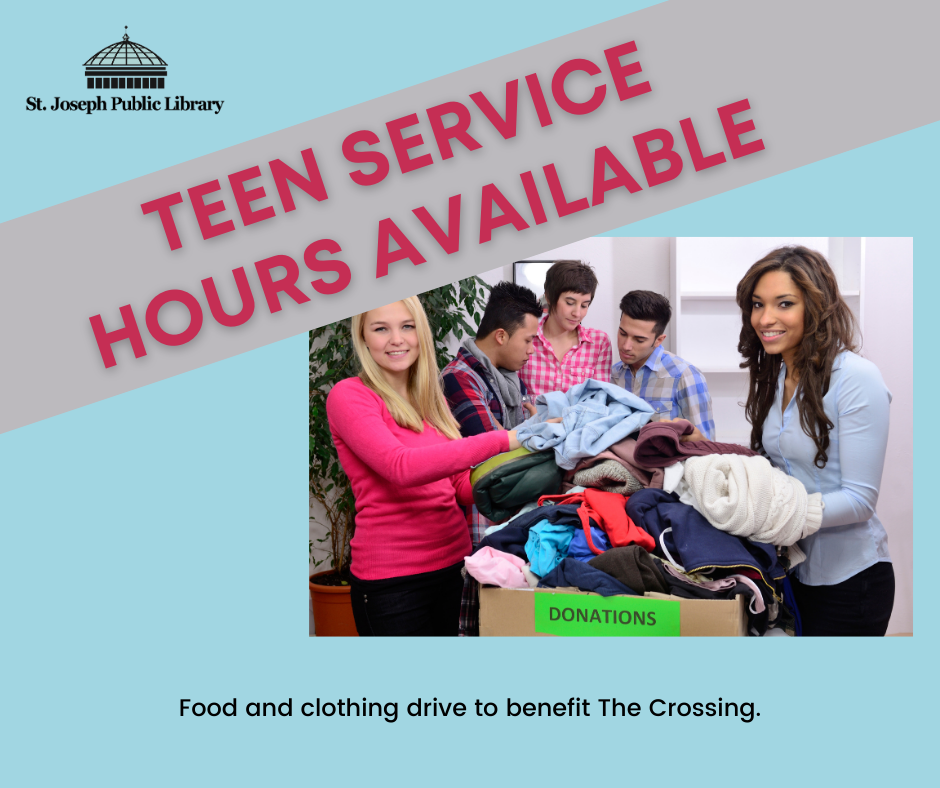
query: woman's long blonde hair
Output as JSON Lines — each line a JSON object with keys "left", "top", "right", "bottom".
{"left": 351, "top": 296, "right": 462, "bottom": 440}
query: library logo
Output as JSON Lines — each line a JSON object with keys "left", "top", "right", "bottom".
{"left": 24, "top": 26, "right": 225, "bottom": 115}
{"left": 83, "top": 26, "right": 168, "bottom": 92}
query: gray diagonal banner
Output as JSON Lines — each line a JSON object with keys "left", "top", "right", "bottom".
{"left": 1, "top": 0, "right": 937, "bottom": 433}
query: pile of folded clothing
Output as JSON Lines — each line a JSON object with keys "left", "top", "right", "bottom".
{"left": 463, "top": 381, "right": 823, "bottom": 636}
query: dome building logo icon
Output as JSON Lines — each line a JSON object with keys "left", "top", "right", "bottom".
{"left": 84, "top": 27, "right": 167, "bottom": 91}
{"left": 24, "top": 25, "right": 222, "bottom": 114}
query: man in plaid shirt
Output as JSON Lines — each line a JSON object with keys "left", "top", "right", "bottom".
{"left": 612, "top": 290, "right": 716, "bottom": 440}
{"left": 441, "top": 282, "right": 542, "bottom": 636}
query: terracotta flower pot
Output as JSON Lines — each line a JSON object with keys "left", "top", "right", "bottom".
{"left": 309, "top": 570, "right": 358, "bottom": 637}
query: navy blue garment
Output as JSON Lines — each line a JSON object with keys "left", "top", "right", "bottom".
{"left": 475, "top": 504, "right": 595, "bottom": 561}
{"left": 626, "top": 489, "right": 784, "bottom": 600}
{"left": 657, "top": 572, "right": 770, "bottom": 636}
{"left": 782, "top": 576, "right": 802, "bottom": 637}
{"left": 503, "top": 503, "right": 586, "bottom": 532}
{"left": 567, "top": 526, "right": 611, "bottom": 562}
{"left": 652, "top": 557, "right": 771, "bottom": 636}
{"left": 625, "top": 491, "right": 679, "bottom": 556}
{"left": 475, "top": 524, "right": 531, "bottom": 561}
{"left": 538, "top": 558, "right": 637, "bottom": 597}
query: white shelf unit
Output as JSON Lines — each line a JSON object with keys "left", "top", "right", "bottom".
{"left": 668, "top": 238, "right": 866, "bottom": 444}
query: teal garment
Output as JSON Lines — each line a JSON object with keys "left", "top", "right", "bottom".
{"left": 525, "top": 520, "right": 577, "bottom": 576}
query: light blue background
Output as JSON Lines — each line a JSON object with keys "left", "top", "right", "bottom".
{"left": 1, "top": 1, "right": 927, "bottom": 785}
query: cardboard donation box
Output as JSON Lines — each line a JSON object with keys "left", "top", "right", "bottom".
{"left": 479, "top": 586, "right": 747, "bottom": 637}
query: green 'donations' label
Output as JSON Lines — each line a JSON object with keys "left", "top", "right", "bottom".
{"left": 534, "top": 593, "right": 680, "bottom": 637}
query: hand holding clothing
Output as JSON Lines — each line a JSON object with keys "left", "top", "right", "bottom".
{"left": 328, "top": 378, "right": 509, "bottom": 487}
{"left": 662, "top": 418, "right": 707, "bottom": 443}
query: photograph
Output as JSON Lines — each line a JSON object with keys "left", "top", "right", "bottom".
{"left": 309, "top": 237, "right": 913, "bottom": 638}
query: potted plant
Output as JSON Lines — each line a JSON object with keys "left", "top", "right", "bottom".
{"left": 309, "top": 315, "right": 358, "bottom": 636}
{"left": 309, "top": 276, "right": 491, "bottom": 636}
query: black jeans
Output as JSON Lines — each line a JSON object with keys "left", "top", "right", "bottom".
{"left": 791, "top": 561, "right": 895, "bottom": 637}
{"left": 350, "top": 562, "right": 464, "bottom": 637}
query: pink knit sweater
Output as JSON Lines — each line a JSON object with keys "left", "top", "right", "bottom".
{"left": 326, "top": 377, "right": 510, "bottom": 580}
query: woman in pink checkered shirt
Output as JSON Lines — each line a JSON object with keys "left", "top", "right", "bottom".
{"left": 519, "top": 260, "right": 613, "bottom": 396}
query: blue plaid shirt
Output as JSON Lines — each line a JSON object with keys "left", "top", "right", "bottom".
{"left": 611, "top": 345, "right": 715, "bottom": 440}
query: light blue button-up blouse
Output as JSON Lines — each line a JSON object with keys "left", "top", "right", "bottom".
{"left": 762, "top": 351, "right": 892, "bottom": 586}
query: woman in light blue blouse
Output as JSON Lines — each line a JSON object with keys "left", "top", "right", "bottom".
{"left": 736, "top": 246, "right": 894, "bottom": 636}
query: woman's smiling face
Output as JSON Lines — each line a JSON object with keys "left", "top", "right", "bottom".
{"left": 750, "top": 270, "right": 805, "bottom": 363}
{"left": 362, "top": 301, "right": 420, "bottom": 381}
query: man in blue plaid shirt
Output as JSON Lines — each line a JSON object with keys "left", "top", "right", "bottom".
{"left": 612, "top": 290, "right": 715, "bottom": 440}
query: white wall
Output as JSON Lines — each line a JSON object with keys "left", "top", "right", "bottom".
{"left": 861, "top": 238, "right": 914, "bottom": 634}
{"left": 516, "top": 237, "right": 672, "bottom": 337}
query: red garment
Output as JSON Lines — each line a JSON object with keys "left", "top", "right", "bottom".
{"left": 327, "top": 377, "right": 509, "bottom": 580}
{"left": 538, "top": 489, "right": 655, "bottom": 555}
{"left": 634, "top": 419, "right": 760, "bottom": 468}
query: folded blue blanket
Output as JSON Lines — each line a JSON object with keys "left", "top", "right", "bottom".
{"left": 515, "top": 379, "right": 654, "bottom": 469}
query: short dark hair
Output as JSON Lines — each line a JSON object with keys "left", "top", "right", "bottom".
{"left": 619, "top": 290, "right": 672, "bottom": 336}
{"left": 544, "top": 260, "right": 597, "bottom": 313}
{"left": 476, "top": 281, "right": 542, "bottom": 340}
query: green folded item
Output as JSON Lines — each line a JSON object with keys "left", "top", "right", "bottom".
{"left": 471, "top": 446, "right": 564, "bottom": 523}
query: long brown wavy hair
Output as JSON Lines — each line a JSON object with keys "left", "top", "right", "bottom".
{"left": 736, "top": 246, "right": 859, "bottom": 467}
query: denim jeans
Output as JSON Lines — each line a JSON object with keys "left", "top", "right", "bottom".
{"left": 791, "top": 561, "right": 895, "bottom": 636}
{"left": 350, "top": 562, "right": 464, "bottom": 637}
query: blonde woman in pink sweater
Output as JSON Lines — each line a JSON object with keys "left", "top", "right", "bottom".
{"left": 327, "top": 297, "right": 521, "bottom": 636}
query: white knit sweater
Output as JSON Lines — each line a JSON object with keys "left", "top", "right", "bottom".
{"left": 681, "top": 455, "right": 824, "bottom": 546}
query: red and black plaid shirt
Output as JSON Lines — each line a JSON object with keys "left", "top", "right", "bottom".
{"left": 441, "top": 347, "right": 526, "bottom": 636}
